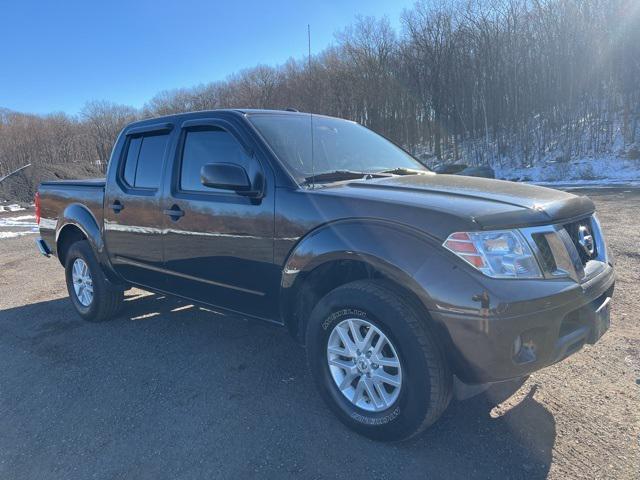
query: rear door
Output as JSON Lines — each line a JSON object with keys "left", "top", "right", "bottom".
{"left": 103, "top": 123, "right": 174, "bottom": 290}
{"left": 160, "top": 117, "right": 278, "bottom": 319}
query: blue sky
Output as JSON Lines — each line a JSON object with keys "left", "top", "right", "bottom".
{"left": 0, "top": 0, "right": 415, "bottom": 115}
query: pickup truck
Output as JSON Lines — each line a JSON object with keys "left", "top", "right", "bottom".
{"left": 36, "top": 109, "right": 615, "bottom": 441}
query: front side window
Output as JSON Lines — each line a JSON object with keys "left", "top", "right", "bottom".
{"left": 248, "top": 114, "right": 427, "bottom": 183}
{"left": 180, "top": 127, "right": 251, "bottom": 192}
{"left": 122, "top": 132, "right": 169, "bottom": 189}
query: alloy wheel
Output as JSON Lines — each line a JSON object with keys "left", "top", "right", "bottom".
{"left": 72, "top": 258, "right": 94, "bottom": 307}
{"left": 327, "top": 318, "right": 403, "bottom": 412}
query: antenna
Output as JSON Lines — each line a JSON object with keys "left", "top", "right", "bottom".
{"left": 308, "top": 24, "right": 315, "bottom": 189}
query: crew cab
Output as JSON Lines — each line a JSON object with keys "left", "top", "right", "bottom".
{"left": 35, "top": 109, "right": 615, "bottom": 441}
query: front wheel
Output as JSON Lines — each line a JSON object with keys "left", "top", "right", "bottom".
{"left": 306, "top": 280, "right": 452, "bottom": 441}
{"left": 64, "top": 240, "right": 123, "bottom": 322}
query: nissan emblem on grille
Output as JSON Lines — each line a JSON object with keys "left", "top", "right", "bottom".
{"left": 578, "top": 225, "right": 595, "bottom": 258}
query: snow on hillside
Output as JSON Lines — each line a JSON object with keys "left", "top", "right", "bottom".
{"left": 417, "top": 116, "right": 640, "bottom": 186}
{"left": 494, "top": 155, "right": 640, "bottom": 186}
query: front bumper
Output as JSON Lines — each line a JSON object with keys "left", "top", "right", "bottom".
{"left": 431, "top": 263, "right": 615, "bottom": 383}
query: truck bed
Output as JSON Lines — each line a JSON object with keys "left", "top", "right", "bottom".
{"left": 38, "top": 178, "right": 106, "bottom": 258}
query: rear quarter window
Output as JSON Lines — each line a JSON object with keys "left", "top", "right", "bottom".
{"left": 122, "top": 132, "right": 169, "bottom": 189}
{"left": 123, "top": 137, "right": 142, "bottom": 186}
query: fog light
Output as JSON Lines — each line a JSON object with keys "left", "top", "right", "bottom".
{"left": 513, "top": 335, "right": 522, "bottom": 356}
{"left": 513, "top": 338, "right": 537, "bottom": 364}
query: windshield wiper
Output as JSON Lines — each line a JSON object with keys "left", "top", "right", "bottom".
{"left": 376, "top": 167, "right": 429, "bottom": 176}
{"left": 302, "top": 170, "right": 391, "bottom": 185}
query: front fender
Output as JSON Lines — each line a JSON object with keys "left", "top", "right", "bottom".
{"left": 280, "top": 219, "right": 445, "bottom": 321}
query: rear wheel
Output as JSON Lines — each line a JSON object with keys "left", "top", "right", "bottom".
{"left": 64, "top": 240, "right": 123, "bottom": 322}
{"left": 306, "top": 280, "right": 452, "bottom": 441}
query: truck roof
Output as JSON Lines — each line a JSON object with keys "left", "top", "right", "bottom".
{"left": 125, "top": 108, "right": 309, "bottom": 129}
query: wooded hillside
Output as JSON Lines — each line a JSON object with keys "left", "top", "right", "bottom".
{"left": 1, "top": 0, "right": 638, "bottom": 179}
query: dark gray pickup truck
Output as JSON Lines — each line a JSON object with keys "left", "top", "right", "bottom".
{"left": 36, "top": 109, "right": 615, "bottom": 441}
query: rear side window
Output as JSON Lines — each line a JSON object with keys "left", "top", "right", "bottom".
{"left": 123, "top": 137, "right": 142, "bottom": 186}
{"left": 122, "top": 132, "right": 169, "bottom": 189}
{"left": 180, "top": 128, "right": 251, "bottom": 192}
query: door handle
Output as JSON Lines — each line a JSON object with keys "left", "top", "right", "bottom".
{"left": 164, "top": 205, "right": 185, "bottom": 220}
{"left": 110, "top": 201, "right": 124, "bottom": 213}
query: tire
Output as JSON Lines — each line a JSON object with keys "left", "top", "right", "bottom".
{"left": 306, "top": 279, "right": 452, "bottom": 441}
{"left": 64, "top": 240, "right": 123, "bottom": 322}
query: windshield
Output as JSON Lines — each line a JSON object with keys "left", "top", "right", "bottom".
{"left": 248, "top": 113, "right": 428, "bottom": 183}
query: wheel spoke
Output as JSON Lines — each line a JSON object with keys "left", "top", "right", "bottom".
{"left": 373, "top": 379, "right": 392, "bottom": 406}
{"left": 352, "top": 377, "right": 365, "bottom": 405}
{"left": 372, "top": 335, "right": 387, "bottom": 356}
{"left": 328, "top": 357, "right": 355, "bottom": 371}
{"left": 348, "top": 319, "right": 363, "bottom": 345}
{"left": 361, "top": 326, "right": 375, "bottom": 351}
{"left": 339, "top": 371, "right": 358, "bottom": 390}
{"left": 372, "top": 369, "right": 401, "bottom": 387}
{"left": 327, "top": 345, "right": 351, "bottom": 358}
{"left": 363, "top": 376, "right": 386, "bottom": 409}
{"left": 374, "top": 356, "right": 400, "bottom": 368}
{"left": 73, "top": 261, "right": 81, "bottom": 279}
{"left": 336, "top": 326, "right": 356, "bottom": 356}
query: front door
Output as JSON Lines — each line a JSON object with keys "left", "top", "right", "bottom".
{"left": 161, "top": 118, "right": 277, "bottom": 319}
{"left": 103, "top": 124, "right": 173, "bottom": 290}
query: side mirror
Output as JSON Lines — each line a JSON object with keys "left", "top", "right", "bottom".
{"left": 200, "top": 163, "right": 251, "bottom": 192}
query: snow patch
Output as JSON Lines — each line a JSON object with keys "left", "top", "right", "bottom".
{"left": 0, "top": 231, "right": 35, "bottom": 239}
{"left": 0, "top": 214, "right": 38, "bottom": 240}
{"left": 0, "top": 215, "right": 37, "bottom": 228}
{"left": 0, "top": 204, "right": 26, "bottom": 212}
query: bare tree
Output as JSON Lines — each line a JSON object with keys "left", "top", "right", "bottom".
{"left": 80, "top": 101, "right": 138, "bottom": 170}
{"left": 1, "top": 0, "right": 639, "bottom": 183}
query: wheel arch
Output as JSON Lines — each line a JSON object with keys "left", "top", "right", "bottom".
{"left": 279, "top": 219, "right": 445, "bottom": 344}
{"left": 55, "top": 204, "right": 103, "bottom": 264}
{"left": 55, "top": 204, "right": 121, "bottom": 283}
{"left": 56, "top": 223, "right": 88, "bottom": 266}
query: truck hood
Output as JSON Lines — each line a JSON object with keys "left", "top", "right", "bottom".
{"left": 335, "top": 173, "right": 595, "bottom": 230}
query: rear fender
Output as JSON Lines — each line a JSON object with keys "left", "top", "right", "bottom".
{"left": 56, "top": 204, "right": 120, "bottom": 282}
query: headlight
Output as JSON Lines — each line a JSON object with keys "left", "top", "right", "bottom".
{"left": 443, "top": 230, "right": 542, "bottom": 279}
{"left": 591, "top": 214, "right": 610, "bottom": 264}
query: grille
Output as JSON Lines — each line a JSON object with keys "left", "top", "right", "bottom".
{"left": 531, "top": 232, "right": 557, "bottom": 272}
{"left": 563, "top": 217, "right": 597, "bottom": 266}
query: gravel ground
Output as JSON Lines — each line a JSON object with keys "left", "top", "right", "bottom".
{"left": 0, "top": 188, "right": 638, "bottom": 479}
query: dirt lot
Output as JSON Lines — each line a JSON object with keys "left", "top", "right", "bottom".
{"left": 0, "top": 188, "right": 638, "bottom": 479}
